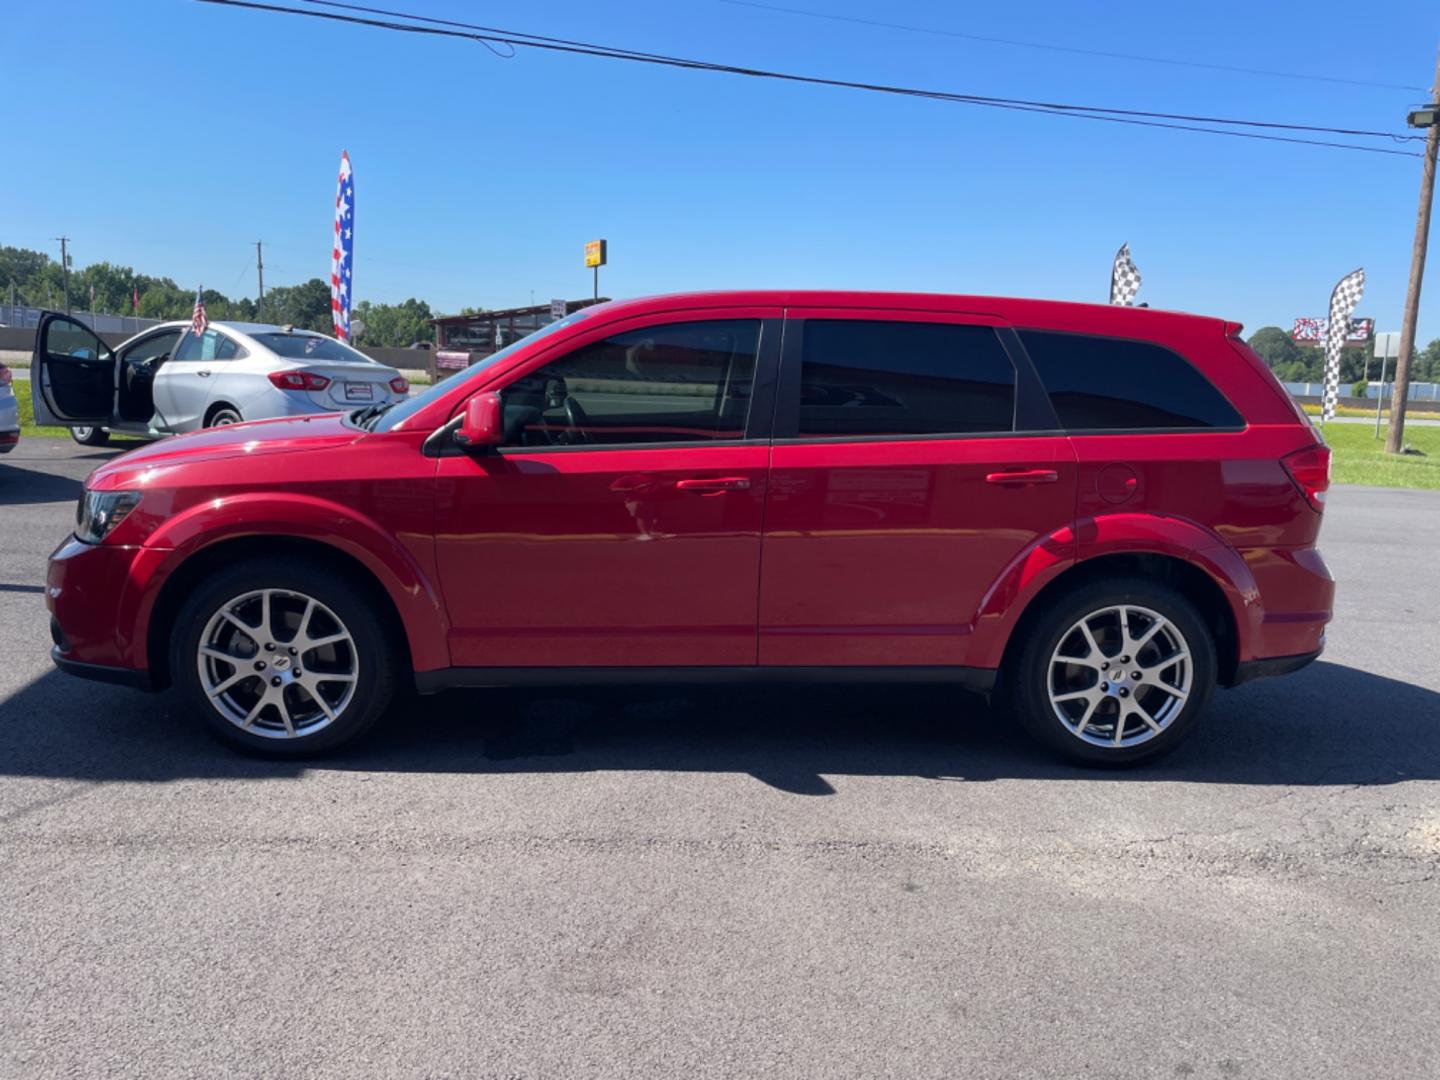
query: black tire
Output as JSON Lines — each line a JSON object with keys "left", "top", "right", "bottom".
{"left": 70, "top": 425, "right": 110, "bottom": 446}
{"left": 169, "top": 557, "right": 401, "bottom": 757}
{"left": 1007, "top": 577, "right": 1217, "bottom": 767}
{"left": 206, "top": 405, "right": 242, "bottom": 427}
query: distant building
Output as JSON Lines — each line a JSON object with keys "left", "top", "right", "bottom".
{"left": 431, "top": 298, "right": 608, "bottom": 373}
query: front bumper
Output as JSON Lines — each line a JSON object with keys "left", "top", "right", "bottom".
{"left": 47, "top": 535, "right": 159, "bottom": 682}
{"left": 51, "top": 644, "right": 154, "bottom": 690}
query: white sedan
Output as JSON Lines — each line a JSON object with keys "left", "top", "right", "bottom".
{"left": 30, "top": 315, "right": 409, "bottom": 446}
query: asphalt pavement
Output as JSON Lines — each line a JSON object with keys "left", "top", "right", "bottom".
{"left": 2, "top": 438, "right": 1438, "bottom": 1079}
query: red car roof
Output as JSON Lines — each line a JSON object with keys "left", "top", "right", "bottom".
{"left": 595, "top": 290, "right": 1235, "bottom": 337}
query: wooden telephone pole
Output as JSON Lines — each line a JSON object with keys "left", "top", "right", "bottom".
{"left": 256, "top": 241, "right": 266, "bottom": 320}
{"left": 56, "top": 236, "right": 71, "bottom": 313}
{"left": 1385, "top": 45, "right": 1440, "bottom": 454}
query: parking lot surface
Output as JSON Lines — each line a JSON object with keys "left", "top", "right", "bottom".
{"left": 2, "top": 438, "right": 1438, "bottom": 1078}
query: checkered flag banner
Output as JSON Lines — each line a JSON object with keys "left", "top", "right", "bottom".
{"left": 1110, "top": 243, "right": 1142, "bottom": 306}
{"left": 1321, "top": 267, "right": 1365, "bottom": 421}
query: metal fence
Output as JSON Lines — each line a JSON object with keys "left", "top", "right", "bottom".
{"left": 0, "top": 304, "right": 161, "bottom": 336}
{"left": 1283, "top": 381, "right": 1440, "bottom": 403}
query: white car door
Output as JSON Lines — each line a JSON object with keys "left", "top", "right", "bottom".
{"left": 155, "top": 328, "right": 227, "bottom": 432}
{"left": 29, "top": 314, "right": 120, "bottom": 430}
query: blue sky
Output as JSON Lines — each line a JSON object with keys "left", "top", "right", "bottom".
{"left": 3, "top": 0, "right": 1437, "bottom": 340}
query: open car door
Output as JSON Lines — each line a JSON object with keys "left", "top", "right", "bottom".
{"left": 30, "top": 313, "right": 118, "bottom": 428}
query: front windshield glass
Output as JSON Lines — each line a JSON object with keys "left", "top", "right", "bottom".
{"left": 252, "top": 332, "right": 376, "bottom": 364}
{"left": 371, "top": 307, "right": 599, "bottom": 432}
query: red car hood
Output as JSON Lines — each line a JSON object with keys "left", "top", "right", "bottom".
{"left": 87, "top": 414, "right": 361, "bottom": 490}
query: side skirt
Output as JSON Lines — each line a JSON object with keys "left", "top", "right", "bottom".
{"left": 415, "top": 665, "right": 998, "bottom": 696}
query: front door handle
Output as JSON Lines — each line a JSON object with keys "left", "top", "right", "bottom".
{"left": 676, "top": 476, "right": 752, "bottom": 494}
{"left": 985, "top": 468, "right": 1059, "bottom": 486}
{"left": 196, "top": 370, "right": 211, "bottom": 377}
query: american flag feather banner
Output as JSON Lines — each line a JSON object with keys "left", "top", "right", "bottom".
{"left": 331, "top": 150, "right": 354, "bottom": 341}
{"left": 1321, "top": 267, "right": 1364, "bottom": 422}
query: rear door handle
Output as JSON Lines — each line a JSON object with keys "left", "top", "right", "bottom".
{"left": 985, "top": 468, "right": 1059, "bottom": 486}
{"left": 196, "top": 370, "right": 211, "bottom": 377}
{"left": 676, "top": 476, "right": 752, "bottom": 494}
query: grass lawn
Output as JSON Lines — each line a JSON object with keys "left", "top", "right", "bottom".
{"left": 15, "top": 392, "right": 144, "bottom": 443}
{"left": 16, "top": 391, "right": 71, "bottom": 438}
{"left": 1322, "top": 421, "right": 1440, "bottom": 491}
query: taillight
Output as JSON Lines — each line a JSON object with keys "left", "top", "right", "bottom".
{"left": 1281, "top": 445, "right": 1331, "bottom": 511}
{"left": 268, "top": 370, "right": 332, "bottom": 392}
{"left": 389, "top": 376, "right": 409, "bottom": 394}
{"left": 0, "top": 365, "right": 11, "bottom": 387}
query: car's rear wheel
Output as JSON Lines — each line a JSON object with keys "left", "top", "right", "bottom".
{"left": 170, "top": 558, "right": 400, "bottom": 756}
{"left": 70, "top": 425, "right": 109, "bottom": 446}
{"left": 1008, "top": 578, "right": 1216, "bottom": 766}
{"left": 207, "top": 405, "right": 242, "bottom": 427}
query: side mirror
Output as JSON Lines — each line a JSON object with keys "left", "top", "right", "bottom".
{"left": 454, "top": 391, "right": 504, "bottom": 449}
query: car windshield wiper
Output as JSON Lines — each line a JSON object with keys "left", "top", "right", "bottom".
{"left": 352, "top": 401, "right": 397, "bottom": 430}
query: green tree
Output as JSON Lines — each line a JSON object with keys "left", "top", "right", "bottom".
{"left": 1247, "top": 326, "right": 1305, "bottom": 370}
{"left": 0, "top": 246, "right": 53, "bottom": 305}
{"left": 353, "top": 297, "right": 434, "bottom": 347}
{"left": 1418, "top": 338, "right": 1440, "bottom": 382}
{"left": 261, "top": 278, "right": 333, "bottom": 332}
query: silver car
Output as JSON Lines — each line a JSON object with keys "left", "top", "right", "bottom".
{"left": 29, "top": 314, "right": 408, "bottom": 446}
{"left": 0, "top": 360, "right": 18, "bottom": 453}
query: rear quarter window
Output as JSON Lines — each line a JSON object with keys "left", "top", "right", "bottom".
{"left": 1018, "top": 330, "right": 1243, "bottom": 431}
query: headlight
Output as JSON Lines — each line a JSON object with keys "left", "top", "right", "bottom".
{"left": 75, "top": 491, "right": 141, "bottom": 544}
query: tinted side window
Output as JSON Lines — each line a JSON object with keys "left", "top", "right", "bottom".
{"left": 1019, "top": 330, "right": 1243, "bottom": 430}
{"left": 502, "top": 320, "right": 760, "bottom": 446}
{"left": 798, "top": 320, "right": 1015, "bottom": 437}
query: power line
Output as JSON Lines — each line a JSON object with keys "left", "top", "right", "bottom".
{"left": 194, "top": 0, "right": 1423, "bottom": 157}
{"left": 296, "top": 0, "right": 1423, "bottom": 141}
{"left": 720, "top": 0, "right": 1430, "bottom": 94}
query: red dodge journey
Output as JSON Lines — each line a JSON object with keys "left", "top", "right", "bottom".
{"left": 34, "top": 291, "right": 1334, "bottom": 764}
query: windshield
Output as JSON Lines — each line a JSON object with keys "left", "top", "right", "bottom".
{"left": 252, "top": 332, "right": 377, "bottom": 364}
{"left": 371, "top": 308, "right": 599, "bottom": 432}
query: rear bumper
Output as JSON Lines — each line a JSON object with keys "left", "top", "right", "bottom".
{"left": 1229, "top": 644, "right": 1323, "bottom": 687}
{"left": 1242, "top": 545, "right": 1334, "bottom": 662}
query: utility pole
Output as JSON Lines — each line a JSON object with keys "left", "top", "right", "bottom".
{"left": 56, "top": 236, "right": 71, "bottom": 313}
{"left": 255, "top": 241, "right": 266, "bottom": 320}
{"left": 1385, "top": 46, "right": 1440, "bottom": 455}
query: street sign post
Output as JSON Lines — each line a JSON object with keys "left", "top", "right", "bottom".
{"left": 550, "top": 298, "right": 567, "bottom": 322}
{"left": 1374, "top": 331, "right": 1402, "bottom": 438}
{"left": 584, "top": 239, "right": 607, "bottom": 301}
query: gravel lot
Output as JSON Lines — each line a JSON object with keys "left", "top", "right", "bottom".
{"left": 2, "top": 438, "right": 1438, "bottom": 1079}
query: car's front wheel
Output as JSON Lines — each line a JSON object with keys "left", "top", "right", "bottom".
{"left": 170, "top": 558, "right": 401, "bottom": 756}
{"left": 1008, "top": 578, "right": 1216, "bottom": 766}
{"left": 70, "top": 425, "right": 110, "bottom": 446}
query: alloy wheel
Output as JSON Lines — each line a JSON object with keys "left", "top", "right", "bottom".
{"left": 1046, "top": 604, "right": 1193, "bottom": 749}
{"left": 196, "top": 588, "right": 359, "bottom": 739}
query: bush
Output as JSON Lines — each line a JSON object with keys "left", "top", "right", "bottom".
{"left": 1351, "top": 378, "right": 1369, "bottom": 399}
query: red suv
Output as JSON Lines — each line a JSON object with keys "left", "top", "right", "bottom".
{"left": 36, "top": 292, "right": 1333, "bottom": 764}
